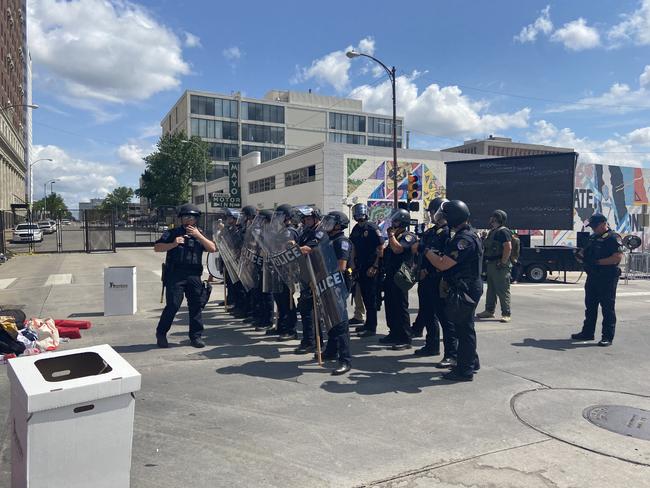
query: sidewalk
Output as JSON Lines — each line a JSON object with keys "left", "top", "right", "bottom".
{"left": 1, "top": 249, "right": 649, "bottom": 487}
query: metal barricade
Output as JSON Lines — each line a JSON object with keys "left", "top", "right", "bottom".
{"left": 623, "top": 252, "right": 650, "bottom": 281}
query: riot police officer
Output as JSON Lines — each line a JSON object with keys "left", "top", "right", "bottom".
{"left": 239, "top": 205, "right": 258, "bottom": 321}
{"left": 412, "top": 198, "right": 456, "bottom": 362}
{"left": 349, "top": 203, "right": 384, "bottom": 338}
{"left": 221, "top": 208, "right": 246, "bottom": 316}
{"left": 295, "top": 207, "right": 323, "bottom": 354}
{"left": 254, "top": 209, "right": 275, "bottom": 331}
{"left": 272, "top": 204, "right": 300, "bottom": 341}
{"left": 572, "top": 213, "right": 624, "bottom": 346}
{"left": 381, "top": 209, "right": 417, "bottom": 350}
{"left": 155, "top": 204, "right": 216, "bottom": 348}
{"left": 476, "top": 209, "right": 512, "bottom": 322}
{"left": 426, "top": 200, "right": 482, "bottom": 381}
{"left": 318, "top": 211, "right": 353, "bottom": 375}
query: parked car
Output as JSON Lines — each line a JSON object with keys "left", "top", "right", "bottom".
{"left": 49, "top": 220, "right": 58, "bottom": 232}
{"left": 37, "top": 220, "right": 56, "bottom": 234}
{"left": 12, "top": 224, "right": 43, "bottom": 243}
{"left": 61, "top": 219, "right": 71, "bottom": 225}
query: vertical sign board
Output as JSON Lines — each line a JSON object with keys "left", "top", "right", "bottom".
{"left": 445, "top": 153, "right": 577, "bottom": 230}
{"left": 211, "top": 160, "right": 242, "bottom": 208}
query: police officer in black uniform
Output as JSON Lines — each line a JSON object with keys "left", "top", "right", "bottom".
{"left": 155, "top": 204, "right": 216, "bottom": 348}
{"left": 269, "top": 204, "right": 300, "bottom": 341}
{"left": 412, "top": 198, "right": 456, "bottom": 362}
{"left": 318, "top": 211, "right": 353, "bottom": 375}
{"left": 221, "top": 208, "right": 246, "bottom": 317}
{"left": 295, "top": 207, "right": 323, "bottom": 354}
{"left": 239, "top": 205, "right": 258, "bottom": 321}
{"left": 572, "top": 213, "right": 624, "bottom": 346}
{"left": 254, "top": 209, "right": 275, "bottom": 331}
{"left": 349, "top": 203, "right": 385, "bottom": 338}
{"left": 381, "top": 209, "right": 418, "bottom": 350}
{"left": 425, "top": 200, "right": 482, "bottom": 381}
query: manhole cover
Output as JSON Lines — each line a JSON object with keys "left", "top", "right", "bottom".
{"left": 583, "top": 405, "right": 650, "bottom": 441}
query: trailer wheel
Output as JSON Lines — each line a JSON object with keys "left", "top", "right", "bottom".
{"left": 526, "top": 264, "right": 548, "bottom": 283}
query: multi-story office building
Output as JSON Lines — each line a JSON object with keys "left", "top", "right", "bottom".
{"left": 0, "top": 0, "right": 27, "bottom": 211}
{"left": 442, "top": 135, "right": 572, "bottom": 157}
{"left": 161, "top": 89, "right": 405, "bottom": 184}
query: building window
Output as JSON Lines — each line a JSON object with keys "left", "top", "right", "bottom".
{"left": 207, "top": 142, "right": 239, "bottom": 161}
{"left": 190, "top": 95, "right": 238, "bottom": 119}
{"left": 285, "top": 165, "right": 316, "bottom": 187}
{"left": 329, "top": 112, "right": 366, "bottom": 132}
{"left": 368, "top": 135, "right": 402, "bottom": 148}
{"left": 368, "top": 116, "right": 402, "bottom": 136}
{"left": 242, "top": 123, "right": 284, "bottom": 144}
{"left": 241, "top": 102, "right": 284, "bottom": 123}
{"left": 249, "top": 176, "right": 276, "bottom": 194}
{"left": 329, "top": 132, "right": 366, "bottom": 145}
{"left": 194, "top": 194, "right": 205, "bottom": 204}
{"left": 191, "top": 118, "right": 238, "bottom": 140}
{"left": 242, "top": 145, "right": 285, "bottom": 162}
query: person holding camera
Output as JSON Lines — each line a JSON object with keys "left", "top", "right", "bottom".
{"left": 154, "top": 204, "right": 216, "bottom": 349}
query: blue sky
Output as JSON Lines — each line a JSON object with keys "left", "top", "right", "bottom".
{"left": 27, "top": 0, "right": 650, "bottom": 207}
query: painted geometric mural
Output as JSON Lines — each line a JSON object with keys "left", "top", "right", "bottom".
{"left": 345, "top": 156, "right": 446, "bottom": 228}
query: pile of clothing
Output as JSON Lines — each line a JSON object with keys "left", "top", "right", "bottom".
{"left": 0, "top": 309, "right": 92, "bottom": 361}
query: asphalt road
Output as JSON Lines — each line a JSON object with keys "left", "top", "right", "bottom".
{"left": 1, "top": 249, "right": 649, "bottom": 487}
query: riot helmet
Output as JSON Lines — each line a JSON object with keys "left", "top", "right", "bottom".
{"left": 225, "top": 208, "right": 240, "bottom": 223}
{"left": 178, "top": 203, "right": 201, "bottom": 218}
{"left": 390, "top": 209, "right": 411, "bottom": 229}
{"left": 275, "top": 204, "right": 294, "bottom": 221}
{"left": 295, "top": 206, "right": 321, "bottom": 228}
{"left": 427, "top": 197, "right": 448, "bottom": 214}
{"left": 320, "top": 211, "right": 350, "bottom": 233}
{"left": 435, "top": 200, "right": 470, "bottom": 228}
{"left": 352, "top": 203, "right": 368, "bottom": 222}
{"left": 258, "top": 209, "right": 273, "bottom": 221}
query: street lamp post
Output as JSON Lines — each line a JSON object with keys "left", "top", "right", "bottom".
{"left": 29, "top": 158, "right": 53, "bottom": 220}
{"left": 0, "top": 103, "right": 38, "bottom": 112}
{"left": 44, "top": 179, "right": 55, "bottom": 217}
{"left": 347, "top": 50, "right": 399, "bottom": 209}
{"left": 182, "top": 140, "right": 210, "bottom": 229}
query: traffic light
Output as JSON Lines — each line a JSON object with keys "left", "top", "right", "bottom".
{"left": 407, "top": 173, "right": 419, "bottom": 202}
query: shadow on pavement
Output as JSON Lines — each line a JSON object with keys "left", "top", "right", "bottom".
{"left": 511, "top": 337, "right": 599, "bottom": 351}
{"left": 113, "top": 343, "right": 160, "bottom": 353}
{"left": 68, "top": 311, "right": 104, "bottom": 318}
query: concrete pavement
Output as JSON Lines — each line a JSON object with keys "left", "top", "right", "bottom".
{"left": 0, "top": 249, "right": 649, "bottom": 487}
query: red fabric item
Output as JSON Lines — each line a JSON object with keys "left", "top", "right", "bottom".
{"left": 54, "top": 319, "right": 92, "bottom": 330}
{"left": 56, "top": 326, "right": 82, "bottom": 340}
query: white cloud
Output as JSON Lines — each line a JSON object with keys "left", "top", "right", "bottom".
{"left": 31, "top": 145, "right": 121, "bottom": 207}
{"left": 27, "top": 0, "right": 190, "bottom": 105}
{"left": 550, "top": 18, "right": 601, "bottom": 51}
{"left": 292, "top": 37, "right": 375, "bottom": 92}
{"left": 117, "top": 143, "right": 154, "bottom": 168}
{"left": 608, "top": 0, "right": 650, "bottom": 46}
{"left": 184, "top": 32, "right": 201, "bottom": 48}
{"left": 222, "top": 46, "right": 242, "bottom": 61}
{"left": 352, "top": 72, "right": 531, "bottom": 138}
{"left": 549, "top": 65, "right": 650, "bottom": 113}
{"left": 528, "top": 120, "right": 649, "bottom": 167}
{"left": 626, "top": 126, "right": 650, "bottom": 145}
{"left": 514, "top": 5, "right": 553, "bottom": 43}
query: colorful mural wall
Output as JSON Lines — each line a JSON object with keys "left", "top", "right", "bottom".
{"left": 346, "top": 156, "right": 446, "bottom": 228}
{"left": 551, "top": 162, "right": 649, "bottom": 246}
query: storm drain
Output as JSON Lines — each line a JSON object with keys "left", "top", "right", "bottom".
{"left": 583, "top": 405, "right": 650, "bottom": 441}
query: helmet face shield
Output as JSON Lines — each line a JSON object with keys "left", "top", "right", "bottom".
{"left": 433, "top": 208, "right": 446, "bottom": 225}
{"left": 318, "top": 215, "right": 336, "bottom": 233}
{"left": 352, "top": 203, "right": 368, "bottom": 222}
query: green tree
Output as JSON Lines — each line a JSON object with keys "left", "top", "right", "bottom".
{"left": 135, "top": 131, "right": 210, "bottom": 207}
{"left": 32, "top": 193, "right": 70, "bottom": 219}
{"left": 100, "top": 186, "right": 134, "bottom": 220}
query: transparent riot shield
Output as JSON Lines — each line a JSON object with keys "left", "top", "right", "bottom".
{"left": 264, "top": 212, "right": 301, "bottom": 289}
{"left": 238, "top": 216, "right": 264, "bottom": 291}
{"left": 302, "top": 231, "right": 349, "bottom": 331}
{"left": 215, "top": 226, "right": 240, "bottom": 284}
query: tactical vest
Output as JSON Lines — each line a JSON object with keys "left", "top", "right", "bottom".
{"left": 446, "top": 227, "right": 483, "bottom": 282}
{"left": 485, "top": 226, "right": 506, "bottom": 259}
